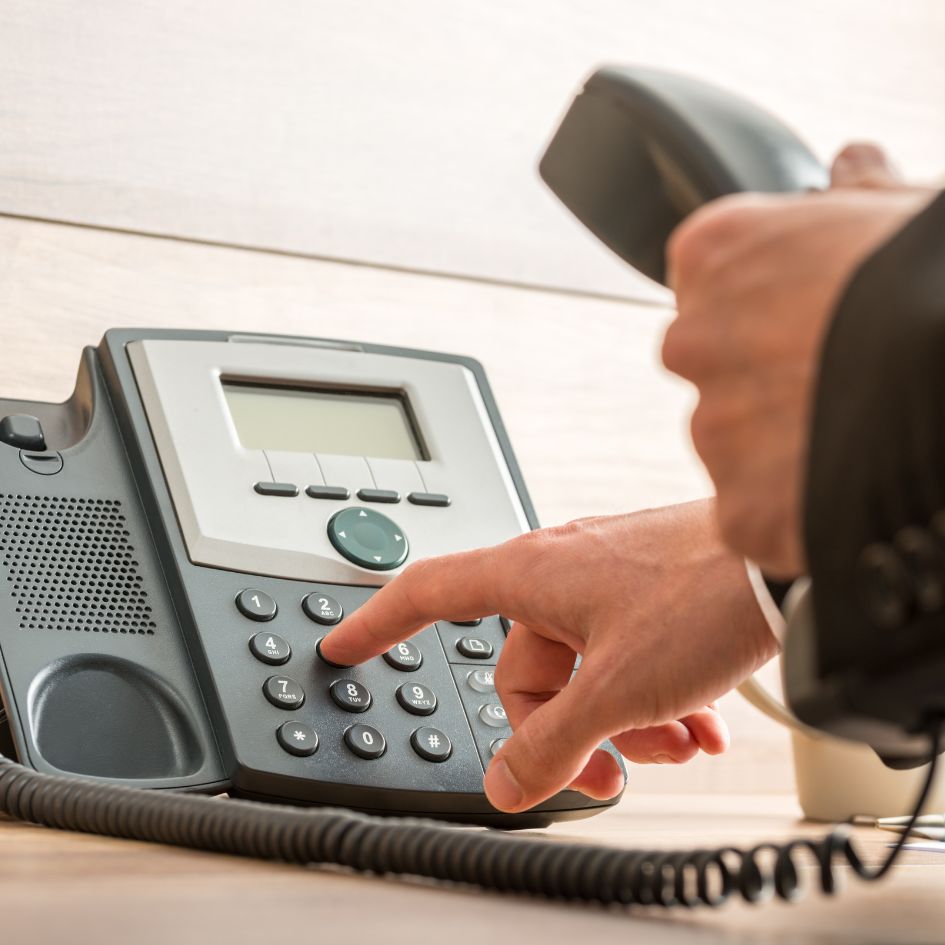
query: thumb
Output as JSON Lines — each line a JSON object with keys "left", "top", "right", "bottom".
{"left": 831, "top": 142, "right": 902, "bottom": 189}
{"left": 483, "top": 675, "right": 622, "bottom": 813}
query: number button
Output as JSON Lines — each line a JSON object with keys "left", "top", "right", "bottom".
{"left": 396, "top": 683, "right": 437, "bottom": 716}
{"left": 467, "top": 668, "right": 495, "bottom": 693}
{"left": 249, "top": 632, "right": 291, "bottom": 665}
{"left": 236, "top": 588, "right": 278, "bottom": 621}
{"left": 276, "top": 721, "right": 318, "bottom": 757}
{"left": 344, "top": 724, "right": 387, "bottom": 759}
{"left": 479, "top": 703, "right": 508, "bottom": 728}
{"left": 263, "top": 675, "right": 306, "bottom": 709}
{"left": 302, "top": 592, "right": 343, "bottom": 626}
{"left": 456, "top": 636, "right": 493, "bottom": 659}
{"left": 329, "top": 679, "right": 373, "bottom": 713}
{"left": 490, "top": 738, "right": 508, "bottom": 758}
{"left": 315, "top": 637, "right": 352, "bottom": 669}
{"left": 410, "top": 727, "right": 452, "bottom": 763}
{"left": 383, "top": 640, "right": 422, "bottom": 672}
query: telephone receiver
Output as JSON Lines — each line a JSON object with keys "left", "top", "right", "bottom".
{"left": 539, "top": 65, "right": 829, "bottom": 285}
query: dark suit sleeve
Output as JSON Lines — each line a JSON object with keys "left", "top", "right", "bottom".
{"left": 804, "top": 189, "right": 945, "bottom": 686}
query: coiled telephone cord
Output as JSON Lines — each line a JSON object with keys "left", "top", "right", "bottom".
{"left": 0, "top": 727, "right": 939, "bottom": 909}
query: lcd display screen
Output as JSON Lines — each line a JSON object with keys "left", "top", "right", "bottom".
{"left": 222, "top": 382, "right": 424, "bottom": 460}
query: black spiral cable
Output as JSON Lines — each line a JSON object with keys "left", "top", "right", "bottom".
{"left": 0, "top": 724, "right": 939, "bottom": 908}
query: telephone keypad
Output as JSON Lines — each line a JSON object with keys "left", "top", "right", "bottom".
{"left": 236, "top": 588, "right": 278, "bottom": 621}
{"left": 329, "top": 678, "right": 373, "bottom": 713}
{"left": 396, "top": 682, "right": 437, "bottom": 716}
{"left": 302, "top": 592, "right": 343, "bottom": 625}
{"left": 263, "top": 675, "right": 306, "bottom": 709}
{"left": 383, "top": 640, "right": 423, "bottom": 671}
{"left": 344, "top": 723, "right": 387, "bottom": 759}
{"left": 277, "top": 721, "right": 319, "bottom": 757}
{"left": 410, "top": 727, "right": 452, "bottom": 762}
{"left": 238, "top": 585, "right": 509, "bottom": 789}
{"left": 249, "top": 631, "right": 291, "bottom": 665}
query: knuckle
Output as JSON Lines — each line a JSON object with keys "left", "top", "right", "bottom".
{"left": 661, "top": 318, "right": 699, "bottom": 377}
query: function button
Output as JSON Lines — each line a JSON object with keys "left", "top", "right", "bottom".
{"left": 263, "top": 675, "right": 306, "bottom": 710}
{"left": 277, "top": 721, "right": 318, "bottom": 757}
{"left": 356, "top": 488, "right": 401, "bottom": 504}
{"left": 0, "top": 414, "right": 46, "bottom": 451}
{"left": 449, "top": 618, "right": 482, "bottom": 627}
{"left": 396, "top": 682, "right": 437, "bottom": 716}
{"left": 20, "top": 450, "right": 63, "bottom": 475}
{"left": 344, "top": 724, "right": 387, "bottom": 759}
{"left": 302, "top": 592, "right": 344, "bottom": 625}
{"left": 327, "top": 507, "right": 409, "bottom": 571}
{"left": 249, "top": 631, "right": 291, "bottom": 665}
{"left": 410, "top": 727, "right": 452, "bottom": 763}
{"left": 236, "top": 588, "right": 278, "bottom": 621}
{"left": 330, "top": 679, "right": 373, "bottom": 713}
{"left": 479, "top": 703, "right": 509, "bottom": 728}
{"left": 407, "top": 492, "right": 451, "bottom": 508}
{"left": 305, "top": 484, "right": 350, "bottom": 500}
{"left": 315, "top": 637, "right": 352, "bottom": 669}
{"left": 254, "top": 481, "right": 299, "bottom": 497}
{"left": 467, "top": 668, "right": 496, "bottom": 693}
{"left": 490, "top": 737, "right": 508, "bottom": 758}
{"left": 456, "top": 636, "right": 493, "bottom": 659}
{"left": 383, "top": 640, "right": 423, "bottom": 672}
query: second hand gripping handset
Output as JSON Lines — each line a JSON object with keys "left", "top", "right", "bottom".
{"left": 0, "top": 328, "right": 622, "bottom": 828}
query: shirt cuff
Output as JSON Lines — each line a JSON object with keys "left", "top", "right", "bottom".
{"left": 745, "top": 560, "right": 787, "bottom": 646}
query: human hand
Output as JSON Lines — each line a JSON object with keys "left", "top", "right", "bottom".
{"left": 662, "top": 145, "right": 935, "bottom": 577}
{"left": 320, "top": 499, "right": 779, "bottom": 813}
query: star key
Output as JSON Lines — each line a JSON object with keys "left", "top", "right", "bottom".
{"left": 276, "top": 721, "right": 318, "bottom": 757}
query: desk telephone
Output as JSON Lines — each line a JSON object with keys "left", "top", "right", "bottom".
{"left": 0, "top": 66, "right": 940, "bottom": 910}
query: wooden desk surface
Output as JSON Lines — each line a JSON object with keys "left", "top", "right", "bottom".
{"left": 3, "top": 792, "right": 945, "bottom": 945}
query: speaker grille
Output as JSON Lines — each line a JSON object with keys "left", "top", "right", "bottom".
{"left": 0, "top": 495, "right": 156, "bottom": 635}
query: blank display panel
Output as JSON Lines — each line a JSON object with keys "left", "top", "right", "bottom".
{"left": 222, "top": 382, "right": 424, "bottom": 460}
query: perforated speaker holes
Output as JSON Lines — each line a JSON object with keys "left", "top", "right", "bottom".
{"left": 0, "top": 495, "right": 156, "bottom": 635}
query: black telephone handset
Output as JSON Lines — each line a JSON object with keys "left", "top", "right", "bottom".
{"left": 539, "top": 65, "right": 829, "bottom": 284}
{"left": 0, "top": 69, "right": 940, "bottom": 912}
